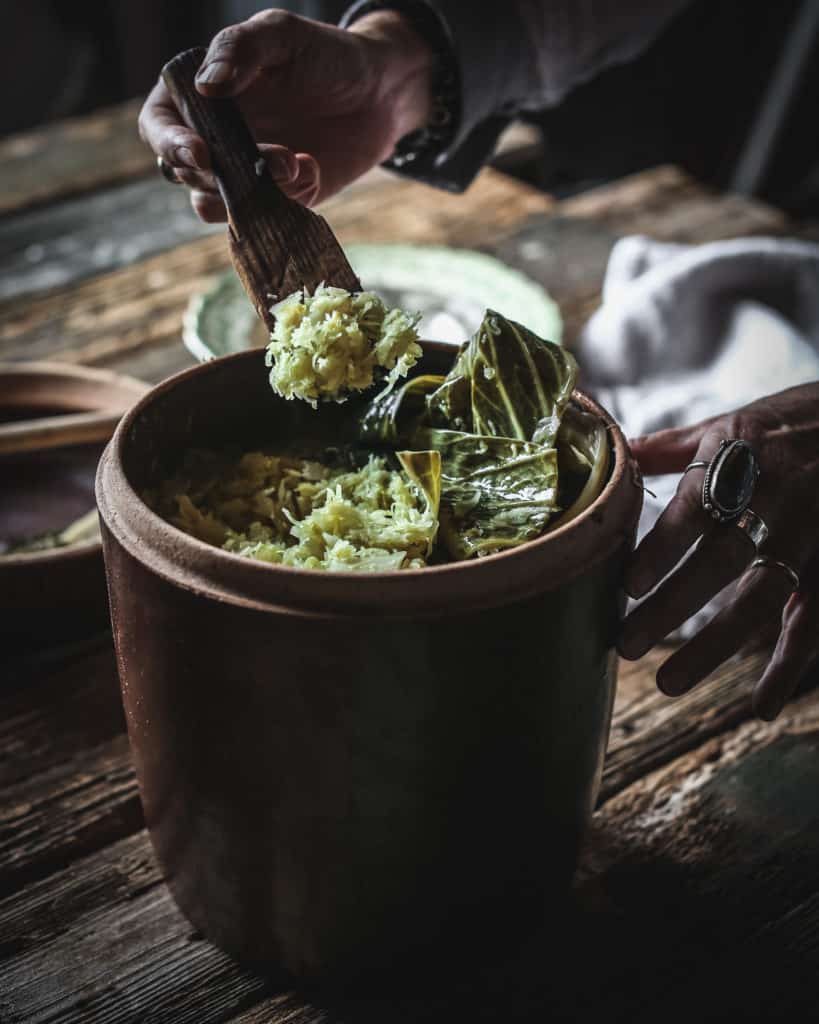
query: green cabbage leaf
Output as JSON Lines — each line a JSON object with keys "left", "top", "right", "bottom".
{"left": 360, "top": 310, "right": 578, "bottom": 560}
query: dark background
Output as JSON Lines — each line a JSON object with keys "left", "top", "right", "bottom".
{"left": 3, "top": 0, "right": 818, "bottom": 213}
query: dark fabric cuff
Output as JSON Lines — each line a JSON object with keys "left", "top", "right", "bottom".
{"left": 431, "top": 2, "right": 537, "bottom": 148}
{"left": 340, "top": 0, "right": 532, "bottom": 191}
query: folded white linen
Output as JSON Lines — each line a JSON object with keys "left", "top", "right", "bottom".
{"left": 578, "top": 235, "right": 819, "bottom": 637}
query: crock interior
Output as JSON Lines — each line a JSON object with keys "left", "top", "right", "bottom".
{"left": 122, "top": 347, "right": 398, "bottom": 493}
{"left": 123, "top": 343, "right": 610, "bottom": 529}
{"left": 101, "top": 343, "right": 641, "bottom": 619}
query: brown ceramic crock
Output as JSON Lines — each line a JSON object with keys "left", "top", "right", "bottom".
{"left": 96, "top": 344, "right": 642, "bottom": 983}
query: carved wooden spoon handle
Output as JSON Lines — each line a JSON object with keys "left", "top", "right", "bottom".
{"left": 162, "top": 47, "right": 360, "bottom": 331}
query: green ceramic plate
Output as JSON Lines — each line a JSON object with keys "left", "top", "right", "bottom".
{"left": 183, "top": 244, "right": 562, "bottom": 361}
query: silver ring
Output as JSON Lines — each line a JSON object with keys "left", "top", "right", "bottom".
{"left": 750, "top": 555, "right": 800, "bottom": 592}
{"left": 682, "top": 460, "right": 709, "bottom": 475}
{"left": 157, "top": 156, "right": 182, "bottom": 185}
{"left": 734, "top": 508, "right": 769, "bottom": 551}
{"left": 701, "top": 438, "right": 760, "bottom": 523}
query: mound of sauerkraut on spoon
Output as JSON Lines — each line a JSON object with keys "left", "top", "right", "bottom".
{"left": 265, "top": 284, "right": 422, "bottom": 407}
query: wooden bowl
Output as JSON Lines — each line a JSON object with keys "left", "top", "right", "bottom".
{"left": 0, "top": 362, "right": 148, "bottom": 649}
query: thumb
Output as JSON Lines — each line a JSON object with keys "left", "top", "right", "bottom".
{"left": 629, "top": 418, "right": 715, "bottom": 475}
{"left": 195, "top": 10, "right": 312, "bottom": 94}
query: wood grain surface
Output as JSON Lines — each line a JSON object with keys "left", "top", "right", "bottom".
{"left": 0, "top": 100, "right": 151, "bottom": 217}
{"left": 1, "top": 99, "right": 816, "bottom": 1023}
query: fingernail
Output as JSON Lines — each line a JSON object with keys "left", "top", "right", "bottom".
{"left": 196, "top": 61, "right": 232, "bottom": 85}
{"left": 175, "top": 146, "right": 197, "bottom": 168}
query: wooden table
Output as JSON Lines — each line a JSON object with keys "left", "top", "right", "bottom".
{"left": 2, "top": 102, "right": 818, "bottom": 1023}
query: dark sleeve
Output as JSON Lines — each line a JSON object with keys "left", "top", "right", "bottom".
{"left": 341, "top": 0, "right": 694, "bottom": 192}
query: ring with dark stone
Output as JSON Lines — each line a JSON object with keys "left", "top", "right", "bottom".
{"left": 701, "top": 439, "right": 760, "bottom": 523}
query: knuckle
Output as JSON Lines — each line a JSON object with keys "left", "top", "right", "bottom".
{"left": 704, "top": 414, "right": 763, "bottom": 449}
{"left": 722, "top": 414, "right": 745, "bottom": 440}
{"left": 252, "top": 8, "right": 293, "bottom": 27}
{"left": 169, "top": 136, "right": 194, "bottom": 162}
{"left": 701, "top": 423, "right": 727, "bottom": 453}
{"left": 209, "top": 23, "right": 245, "bottom": 56}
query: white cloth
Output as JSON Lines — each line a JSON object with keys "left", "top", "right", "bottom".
{"left": 578, "top": 235, "right": 819, "bottom": 636}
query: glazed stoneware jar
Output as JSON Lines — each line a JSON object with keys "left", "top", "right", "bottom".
{"left": 96, "top": 344, "right": 642, "bottom": 983}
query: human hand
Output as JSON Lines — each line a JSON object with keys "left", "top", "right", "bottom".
{"left": 138, "top": 8, "right": 434, "bottom": 220}
{"left": 619, "top": 381, "right": 819, "bottom": 720}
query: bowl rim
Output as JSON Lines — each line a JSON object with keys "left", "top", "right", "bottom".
{"left": 97, "top": 345, "right": 643, "bottom": 619}
{"left": 1, "top": 361, "right": 149, "bottom": 570}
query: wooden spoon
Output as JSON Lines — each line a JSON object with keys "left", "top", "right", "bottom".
{"left": 161, "top": 47, "right": 362, "bottom": 332}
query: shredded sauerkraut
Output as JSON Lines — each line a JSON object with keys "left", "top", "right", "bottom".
{"left": 265, "top": 284, "right": 422, "bottom": 407}
{"left": 145, "top": 450, "right": 440, "bottom": 572}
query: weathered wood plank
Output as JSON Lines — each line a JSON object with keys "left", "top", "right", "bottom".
{"left": 567, "top": 690, "right": 819, "bottom": 1021}
{"left": 0, "top": 648, "right": 124, "bottom": 790}
{"left": 0, "top": 178, "right": 218, "bottom": 303}
{"left": 99, "top": 338, "right": 196, "bottom": 385}
{"left": 0, "top": 167, "right": 552, "bottom": 382}
{"left": 0, "top": 835, "right": 277, "bottom": 1024}
{"left": 558, "top": 164, "right": 788, "bottom": 238}
{"left": 0, "top": 832, "right": 160, "bottom": 961}
{"left": 0, "top": 733, "right": 140, "bottom": 900}
{"left": 0, "top": 162, "right": 554, "bottom": 305}
{"left": 0, "top": 645, "right": 140, "bottom": 898}
{"left": 0, "top": 100, "right": 152, "bottom": 217}
{"left": 0, "top": 233, "right": 229, "bottom": 374}
{"left": 227, "top": 999, "right": 330, "bottom": 1024}
{"left": 601, "top": 647, "right": 770, "bottom": 800}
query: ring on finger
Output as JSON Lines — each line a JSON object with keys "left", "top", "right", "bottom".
{"left": 682, "top": 460, "right": 709, "bottom": 476}
{"left": 701, "top": 438, "right": 761, "bottom": 523}
{"left": 750, "top": 555, "right": 800, "bottom": 592}
{"left": 157, "top": 156, "right": 182, "bottom": 185}
{"left": 734, "top": 508, "right": 769, "bottom": 552}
